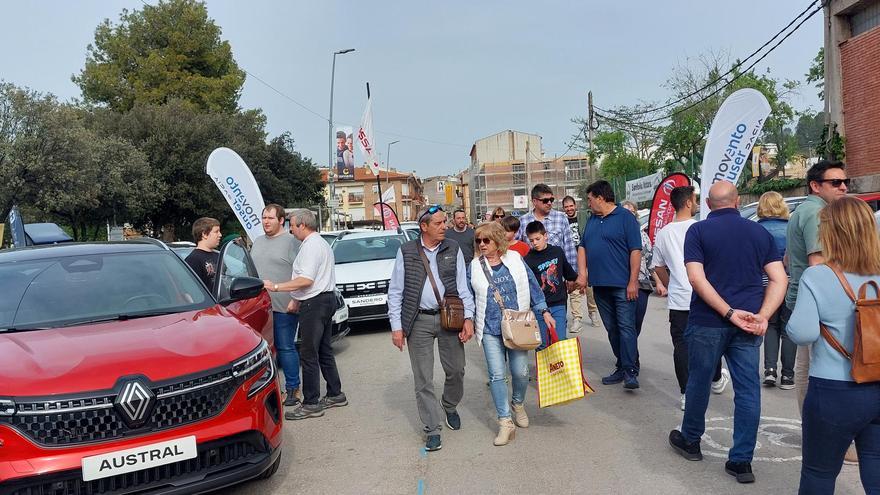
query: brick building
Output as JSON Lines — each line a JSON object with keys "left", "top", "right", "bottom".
{"left": 320, "top": 167, "right": 424, "bottom": 227}
{"left": 825, "top": 0, "right": 880, "bottom": 191}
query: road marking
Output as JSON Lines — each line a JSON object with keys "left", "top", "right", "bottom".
{"left": 417, "top": 479, "right": 425, "bottom": 495}
{"left": 679, "top": 416, "right": 803, "bottom": 463}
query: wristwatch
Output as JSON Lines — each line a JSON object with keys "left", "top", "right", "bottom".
{"left": 724, "top": 308, "right": 734, "bottom": 320}
{"left": 273, "top": 283, "right": 278, "bottom": 292}
{"left": 541, "top": 308, "right": 551, "bottom": 316}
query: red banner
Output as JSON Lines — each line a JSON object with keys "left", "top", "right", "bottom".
{"left": 648, "top": 173, "right": 692, "bottom": 244}
{"left": 373, "top": 202, "right": 400, "bottom": 230}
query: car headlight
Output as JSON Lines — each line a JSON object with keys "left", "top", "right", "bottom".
{"left": 232, "top": 340, "right": 275, "bottom": 398}
{"left": 0, "top": 399, "right": 15, "bottom": 416}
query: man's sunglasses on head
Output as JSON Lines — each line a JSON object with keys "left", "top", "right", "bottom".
{"left": 419, "top": 205, "right": 444, "bottom": 222}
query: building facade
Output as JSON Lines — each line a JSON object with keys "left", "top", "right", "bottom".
{"left": 825, "top": 0, "right": 880, "bottom": 191}
{"left": 468, "top": 130, "right": 591, "bottom": 220}
{"left": 320, "top": 167, "right": 424, "bottom": 228}
{"left": 421, "top": 175, "right": 462, "bottom": 211}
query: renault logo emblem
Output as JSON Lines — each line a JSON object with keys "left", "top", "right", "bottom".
{"left": 114, "top": 380, "right": 156, "bottom": 427}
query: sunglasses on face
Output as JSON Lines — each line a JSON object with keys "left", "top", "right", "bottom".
{"left": 816, "top": 178, "right": 850, "bottom": 188}
{"left": 419, "top": 205, "right": 444, "bottom": 223}
{"left": 476, "top": 237, "right": 492, "bottom": 245}
{"left": 537, "top": 197, "right": 555, "bottom": 204}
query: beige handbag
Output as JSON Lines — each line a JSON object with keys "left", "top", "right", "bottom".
{"left": 480, "top": 257, "right": 541, "bottom": 350}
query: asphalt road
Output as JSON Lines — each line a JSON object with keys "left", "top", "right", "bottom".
{"left": 218, "top": 295, "right": 865, "bottom": 495}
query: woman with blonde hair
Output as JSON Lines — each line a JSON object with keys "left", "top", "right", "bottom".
{"left": 491, "top": 207, "right": 507, "bottom": 222}
{"left": 787, "top": 196, "right": 880, "bottom": 493}
{"left": 469, "top": 222, "right": 555, "bottom": 446}
{"left": 756, "top": 191, "right": 795, "bottom": 389}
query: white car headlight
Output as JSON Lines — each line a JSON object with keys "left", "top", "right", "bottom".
{"left": 232, "top": 340, "right": 275, "bottom": 398}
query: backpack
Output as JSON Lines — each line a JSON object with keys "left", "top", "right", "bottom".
{"left": 821, "top": 264, "right": 880, "bottom": 383}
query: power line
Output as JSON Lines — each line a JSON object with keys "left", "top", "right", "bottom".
{"left": 596, "top": 0, "right": 822, "bottom": 118}
{"left": 595, "top": 2, "right": 824, "bottom": 127}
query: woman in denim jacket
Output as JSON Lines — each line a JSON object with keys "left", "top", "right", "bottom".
{"left": 756, "top": 191, "right": 795, "bottom": 389}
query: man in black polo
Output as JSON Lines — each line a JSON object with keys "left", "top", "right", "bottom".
{"left": 387, "top": 205, "right": 475, "bottom": 452}
{"left": 668, "top": 181, "right": 786, "bottom": 484}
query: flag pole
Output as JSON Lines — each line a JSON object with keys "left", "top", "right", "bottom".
{"left": 367, "top": 82, "right": 388, "bottom": 230}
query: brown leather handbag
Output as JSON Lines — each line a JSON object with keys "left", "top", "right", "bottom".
{"left": 820, "top": 264, "right": 880, "bottom": 383}
{"left": 479, "top": 256, "right": 541, "bottom": 351}
{"left": 418, "top": 248, "right": 465, "bottom": 331}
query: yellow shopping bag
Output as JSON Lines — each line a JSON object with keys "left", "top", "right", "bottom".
{"left": 536, "top": 325, "right": 595, "bottom": 408}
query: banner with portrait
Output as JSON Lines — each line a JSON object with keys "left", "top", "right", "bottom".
{"left": 335, "top": 126, "right": 355, "bottom": 181}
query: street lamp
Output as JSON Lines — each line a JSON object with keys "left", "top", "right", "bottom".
{"left": 385, "top": 140, "right": 400, "bottom": 186}
{"left": 328, "top": 48, "right": 355, "bottom": 230}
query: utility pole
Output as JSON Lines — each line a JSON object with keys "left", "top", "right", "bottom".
{"left": 586, "top": 91, "right": 596, "bottom": 184}
{"left": 525, "top": 138, "right": 531, "bottom": 207}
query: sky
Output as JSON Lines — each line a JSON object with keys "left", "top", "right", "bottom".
{"left": 1, "top": 1, "right": 824, "bottom": 178}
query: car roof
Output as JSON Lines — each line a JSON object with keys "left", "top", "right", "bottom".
{"left": 335, "top": 230, "right": 406, "bottom": 240}
{"left": 0, "top": 241, "right": 167, "bottom": 263}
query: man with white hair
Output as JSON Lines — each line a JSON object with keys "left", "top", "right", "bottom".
{"left": 264, "top": 209, "right": 346, "bottom": 420}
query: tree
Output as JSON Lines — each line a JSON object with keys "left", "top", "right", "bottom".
{"left": 73, "top": 0, "right": 245, "bottom": 113}
{"left": 257, "top": 133, "right": 325, "bottom": 208}
{"left": 805, "top": 47, "right": 824, "bottom": 101}
{"left": 794, "top": 111, "right": 825, "bottom": 155}
{"left": 0, "top": 83, "right": 160, "bottom": 239}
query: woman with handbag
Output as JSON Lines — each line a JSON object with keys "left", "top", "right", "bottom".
{"left": 470, "top": 222, "right": 555, "bottom": 446}
{"left": 786, "top": 196, "right": 880, "bottom": 494}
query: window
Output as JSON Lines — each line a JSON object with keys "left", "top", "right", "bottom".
{"left": 512, "top": 163, "right": 526, "bottom": 187}
{"left": 851, "top": 2, "right": 880, "bottom": 37}
{"left": 347, "top": 187, "right": 364, "bottom": 204}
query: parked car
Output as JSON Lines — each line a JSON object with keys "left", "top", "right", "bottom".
{"left": 332, "top": 230, "right": 408, "bottom": 322}
{"left": 170, "top": 240, "right": 350, "bottom": 344}
{"left": 0, "top": 240, "right": 282, "bottom": 492}
{"left": 739, "top": 192, "right": 880, "bottom": 221}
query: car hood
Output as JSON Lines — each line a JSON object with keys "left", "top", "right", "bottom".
{"left": 0, "top": 306, "right": 262, "bottom": 397}
{"left": 334, "top": 259, "right": 396, "bottom": 284}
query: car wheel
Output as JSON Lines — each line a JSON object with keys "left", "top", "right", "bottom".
{"left": 260, "top": 453, "right": 281, "bottom": 479}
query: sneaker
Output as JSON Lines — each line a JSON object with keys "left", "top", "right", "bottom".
{"left": 669, "top": 430, "right": 702, "bottom": 461}
{"left": 283, "top": 388, "right": 301, "bottom": 407}
{"left": 623, "top": 371, "right": 639, "bottom": 390}
{"left": 779, "top": 375, "right": 795, "bottom": 390}
{"left": 712, "top": 368, "right": 730, "bottom": 394}
{"left": 445, "top": 409, "right": 461, "bottom": 430}
{"left": 425, "top": 434, "right": 442, "bottom": 452}
{"left": 318, "top": 393, "right": 348, "bottom": 409}
{"left": 589, "top": 313, "right": 600, "bottom": 327}
{"left": 601, "top": 368, "right": 625, "bottom": 385}
{"left": 725, "top": 461, "right": 755, "bottom": 483}
{"left": 680, "top": 394, "right": 686, "bottom": 411}
{"left": 285, "top": 403, "right": 324, "bottom": 420}
{"left": 763, "top": 369, "right": 777, "bottom": 387}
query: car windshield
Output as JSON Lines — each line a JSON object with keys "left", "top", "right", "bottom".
{"left": 332, "top": 236, "right": 405, "bottom": 264}
{"left": 0, "top": 251, "right": 212, "bottom": 331}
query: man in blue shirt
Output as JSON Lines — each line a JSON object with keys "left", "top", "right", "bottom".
{"left": 668, "top": 181, "right": 786, "bottom": 484}
{"left": 576, "top": 180, "right": 643, "bottom": 389}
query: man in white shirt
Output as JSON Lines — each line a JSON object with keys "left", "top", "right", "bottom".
{"left": 651, "top": 186, "right": 727, "bottom": 410}
{"left": 264, "top": 209, "right": 345, "bottom": 420}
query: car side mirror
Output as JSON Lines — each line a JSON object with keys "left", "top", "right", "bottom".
{"left": 221, "top": 276, "right": 265, "bottom": 304}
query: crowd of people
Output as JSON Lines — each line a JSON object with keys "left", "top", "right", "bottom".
{"left": 199, "top": 158, "right": 877, "bottom": 493}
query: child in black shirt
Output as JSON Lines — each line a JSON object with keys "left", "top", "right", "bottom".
{"left": 523, "top": 221, "right": 577, "bottom": 348}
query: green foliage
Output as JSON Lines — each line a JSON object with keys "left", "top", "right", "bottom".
{"left": 795, "top": 111, "right": 825, "bottom": 155}
{"left": 741, "top": 177, "right": 805, "bottom": 195}
{"left": 805, "top": 47, "right": 824, "bottom": 101}
{"left": 73, "top": 0, "right": 245, "bottom": 113}
{"left": 815, "top": 122, "right": 846, "bottom": 161}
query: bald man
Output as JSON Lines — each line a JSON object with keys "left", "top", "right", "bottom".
{"left": 668, "top": 181, "right": 787, "bottom": 484}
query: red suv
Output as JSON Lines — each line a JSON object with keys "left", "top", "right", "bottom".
{"left": 0, "top": 239, "right": 281, "bottom": 493}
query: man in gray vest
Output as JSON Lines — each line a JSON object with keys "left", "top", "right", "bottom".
{"left": 387, "top": 205, "right": 475, "bottom": 452}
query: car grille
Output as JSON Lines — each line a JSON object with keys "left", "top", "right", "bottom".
{"left": 2, "top": 431, "right": 270, "bottom": 495}
{"left": 337, "top": 279, "right": 389, "bottom": 298}
{"left": 1, "top": 368, "right": 241, "bottom": 447}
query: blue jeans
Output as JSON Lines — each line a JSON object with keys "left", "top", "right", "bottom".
{"left": 592, "top": 286, "right": 638, "bottom": 373}
{"left": 535, "top": 304, "right": 568, "bottom": 350}
{"left": 635, "top": 289, "right": 651, "bottom": 335}
{"left": 273, "top": 311, "right": 301, "bottom": 391}
{"left": 681, "top": 323, "right": 762, "bottom": 463}
{"left": 799, "top": 377, "right": 880, "bottom": 494}
{"left": 482, "top": 333, "right": 529, "bottom": 419}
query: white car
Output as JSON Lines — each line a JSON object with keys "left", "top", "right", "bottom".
{"left": 332, "top": 230, "right": 408, "bottom": 322}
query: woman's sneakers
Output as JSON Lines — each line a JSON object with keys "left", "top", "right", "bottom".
{"left": 711, "top": 368, "right": 730, "bottom": 394}
{"left": 725, "top": 461, "right": 755, "bottom": 483}
{"left": 763, "top": 368, "right": 777, "bottom": 386}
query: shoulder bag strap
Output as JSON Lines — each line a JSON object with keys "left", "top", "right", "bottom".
{"left": 479, "top": 256, "right": 506, "bottom": 310}
{"left": 820, "top": 263, "right": 855, "bottom": 360}
{"left": 418, "top": 246, "right": 444, "bottom": 306}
